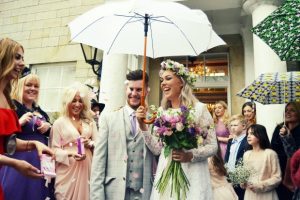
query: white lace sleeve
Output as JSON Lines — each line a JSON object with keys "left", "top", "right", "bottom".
{"left": 189, "top": 102, "right": 218, "bottom": 162}
{"left": 141, "top": 128, "right": 162, "bottom": 156}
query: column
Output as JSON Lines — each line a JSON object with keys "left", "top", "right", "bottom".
{"left": 99, "top": 54, "right": 128, "bottom": 112}
{"left": 240, "top": 15, "right": 255, "bottom": 86}
{"left": 243, "top": 0, "right": 287, "bottom": 137}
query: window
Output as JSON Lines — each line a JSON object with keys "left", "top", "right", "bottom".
{"left": 31, "top": 62, "right": 76, "bottom": 112}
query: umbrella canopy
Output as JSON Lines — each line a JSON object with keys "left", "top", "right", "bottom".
{"left": 69, "top": 0, "right": 225, "bottom": 112}
{"left": 237, "top": 71, "right": 300, "bottom": 105}
{"left": 251, "top": 0, "right": 300, "bottom": 61}
{"left": 68, "top": 0, "right": 225, "bottom": 58}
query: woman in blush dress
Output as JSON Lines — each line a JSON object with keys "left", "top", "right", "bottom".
{"left": 213, "top": 101, "right": 231, "bottom": 159}
{"left": 50, "top": 82, "right": 97, "bottom": 200}
{"left": 0, "top": 73, "right": 53, "bottom": 200}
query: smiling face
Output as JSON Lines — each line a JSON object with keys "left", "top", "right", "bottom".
{"left": 126, "top": 80, "right": 145, "bottom": 110}
{"left": 243, "top": 105, "right": 255, "bottom": 121}
{"left": 285, "top": 104, "right": 300, "bottom": 124}
{"left": 68, "top": 92, "right": 83, "bottom": 119}
{"left": 7, "top": 47, "right": 25, "bottom": 81}
{"left": 22, "top": 77, "right": 39, "bottom": 105}
{"left": 160, "top": 70, "right": 183, "bottom": 102}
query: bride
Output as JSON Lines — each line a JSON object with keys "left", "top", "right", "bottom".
{"left": 136, "top": 59, "right": 218, "bottom": 200}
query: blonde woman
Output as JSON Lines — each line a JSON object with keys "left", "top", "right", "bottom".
{"left": 50, "top": 82, "right": 97, "bottom": 200}
{"left": 0, "top": 73, "right": 53, "bottom": 200}
{"left": 213, "top": 101, "right": 231, "bottom": 159}
{"left": 137, "top": 59, "right": 218, "bottom": 200}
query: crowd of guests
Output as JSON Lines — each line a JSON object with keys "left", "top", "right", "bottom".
{"left": 0, "top": 37, "right": 299, "bottom": 200}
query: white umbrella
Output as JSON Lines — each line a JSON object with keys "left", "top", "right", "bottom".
{"left": 68, "top": 0, "right": 225, "bottom": 112}
{"left": 69, "top": 0, "right": 225, "bottom": 58}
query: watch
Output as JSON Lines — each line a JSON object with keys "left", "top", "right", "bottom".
{"left": 4, "top": 134, "right": 17, "bottom": 156}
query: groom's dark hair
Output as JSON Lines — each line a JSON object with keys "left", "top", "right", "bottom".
{"left": 126, "top": 69, "right": 149, "bottom": 85}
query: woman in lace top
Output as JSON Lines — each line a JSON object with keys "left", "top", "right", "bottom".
{"left": 137, "top": 59, "right": 218, "bottom": 200}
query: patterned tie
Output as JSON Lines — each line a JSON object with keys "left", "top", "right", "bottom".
{"left": 130, "top": 112, "right": 137, "bottom": 136}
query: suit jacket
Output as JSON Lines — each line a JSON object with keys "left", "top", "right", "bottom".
{"left": 224, "top": 136, "right": 248, "bottom": 164}
{"left": 90, "top": 107, "right": 154, "bottom": 200}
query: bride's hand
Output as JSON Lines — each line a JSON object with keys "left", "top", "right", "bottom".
{"left": 136, "top": 106, "right": 148, "bottom": 131}
{"left": 172, "top": 149, "right": 193, "bottom": 163}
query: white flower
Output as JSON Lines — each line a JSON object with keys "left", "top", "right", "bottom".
{"left": 176, "top": 122, "right": 184, "bottom": 131}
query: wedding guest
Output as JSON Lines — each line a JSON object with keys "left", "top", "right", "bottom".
{"left": 0, "top": 38, "right": 54, "bottom": 200}
{"left": 137, "top": 60, "right": 218, "bottom": 200}
{"left": 0, "top": 72, "right": 53, "bottom": 200}
{"left": 242, "top": 102, "right": 256, "bottom": 129}
{"left": 225, "top": 114, "right": 248, "bottom": 200}
{"left": 242, "top": 124, "right": 281, "bottom": 200}
{"left": 91, "top": 99, "right": 105, "bottom": 130}
{"left": 271, "top": 102, "right": 300, "bottom": 200}
{"left": 213, "top": 100, "right": 231, "bottom": 159}
{"left": 208, "top": 144, "right": 238, "bottom": 200}
{"left": 90, "top": 70, "right": 156, "bottom": 200}
{"left": 50, "top": 82, "right": 97, "bottom": 200}
{"left": 291, "top": 149, "right": 300, "bottom": 200}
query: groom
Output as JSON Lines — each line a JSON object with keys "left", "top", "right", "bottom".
{"left": 90, "top": 70, "right": 155, "bottom": 200}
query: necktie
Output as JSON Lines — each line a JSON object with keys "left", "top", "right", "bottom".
{"left": 130, "top": 113, "right": 137, "bottom": 136}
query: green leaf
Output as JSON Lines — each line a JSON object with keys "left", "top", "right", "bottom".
{"left": 164, "top": 146, "right": 171, "bottom": 157}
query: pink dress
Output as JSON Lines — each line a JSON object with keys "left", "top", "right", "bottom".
{"left": 50, "top": 116, "right": 97, "bottom": 200}
{"left": 215, "top": 120, "right": 230, "bottom": 159}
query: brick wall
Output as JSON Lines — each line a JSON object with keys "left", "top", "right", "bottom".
{"left": 0, "top": 0, "right": 105, "bottom": 81}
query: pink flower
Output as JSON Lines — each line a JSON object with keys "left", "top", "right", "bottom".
{"left": 163, "top": 129, "right": 173, "bottom": 136}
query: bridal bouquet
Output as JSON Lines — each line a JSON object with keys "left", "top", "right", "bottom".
{"left": 151, "top": 105, "right": 208, "bottom": 200}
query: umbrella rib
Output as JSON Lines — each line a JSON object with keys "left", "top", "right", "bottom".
{"left": 162, "top": 16, "right": 199, "bottom": 55}
{"left": 148, "top": 18, "right": 155, "bottom": 58}
{"left": 107, "top": 15, "right": 137, "bottom": 54}
{"left": 71, "top": 16, "right": 105, "bottom": 41}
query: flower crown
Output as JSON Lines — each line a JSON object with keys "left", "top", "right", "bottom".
{"left": 160, "top": 59, "right": 197, "bottom": 87}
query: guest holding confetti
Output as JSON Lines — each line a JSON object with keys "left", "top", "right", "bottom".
{"left": 0, "top": 72, "right": 53, "bottom": 200}
{"left": 50, "top": 82, "right": 97, "bottom": 200}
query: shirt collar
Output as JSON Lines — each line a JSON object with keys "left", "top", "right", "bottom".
{"left": 234, "top": 133, "right": 246, "bottom": 143}
{"left": 125, "top": 104, "right": 135, "bottom": 117}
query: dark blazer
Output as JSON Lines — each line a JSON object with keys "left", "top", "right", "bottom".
{"left": 224, "top": 135, "right": 248, "bottom": 200}
{"left": 224, "top": 136, "right": 248, "bottom": 164}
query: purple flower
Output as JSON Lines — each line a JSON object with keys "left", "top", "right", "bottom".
{"left": 180, "top": 105, "right": 188, "bottom": 113}
{"left": 188, "top": 127, "right": 196, "bottom": 136}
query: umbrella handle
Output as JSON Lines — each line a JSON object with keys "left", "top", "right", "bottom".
{"left": 141, "top": 96, "right": 156, "bottom": 124}
{"left": 143, "top": 115, "right": 156, "bottom": 124}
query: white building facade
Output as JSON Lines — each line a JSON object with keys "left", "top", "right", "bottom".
{"left": 0, "top": 0, "right": 296, "bottom": 136}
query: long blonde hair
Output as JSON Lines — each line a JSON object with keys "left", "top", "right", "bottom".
{"left": 0, "top": 38, "right": 24, "bottom": 109}
{"left": 213, "top": 100, "right": 230, "bottom": 124}
{"left": 11, "top": 74, "right": 40, "bottom": 105}
{"left": 60, "top": 82, "right": 93, "bottom": 123}
{"left": 160, "top": 72, "right": 198, "bottom": 110}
